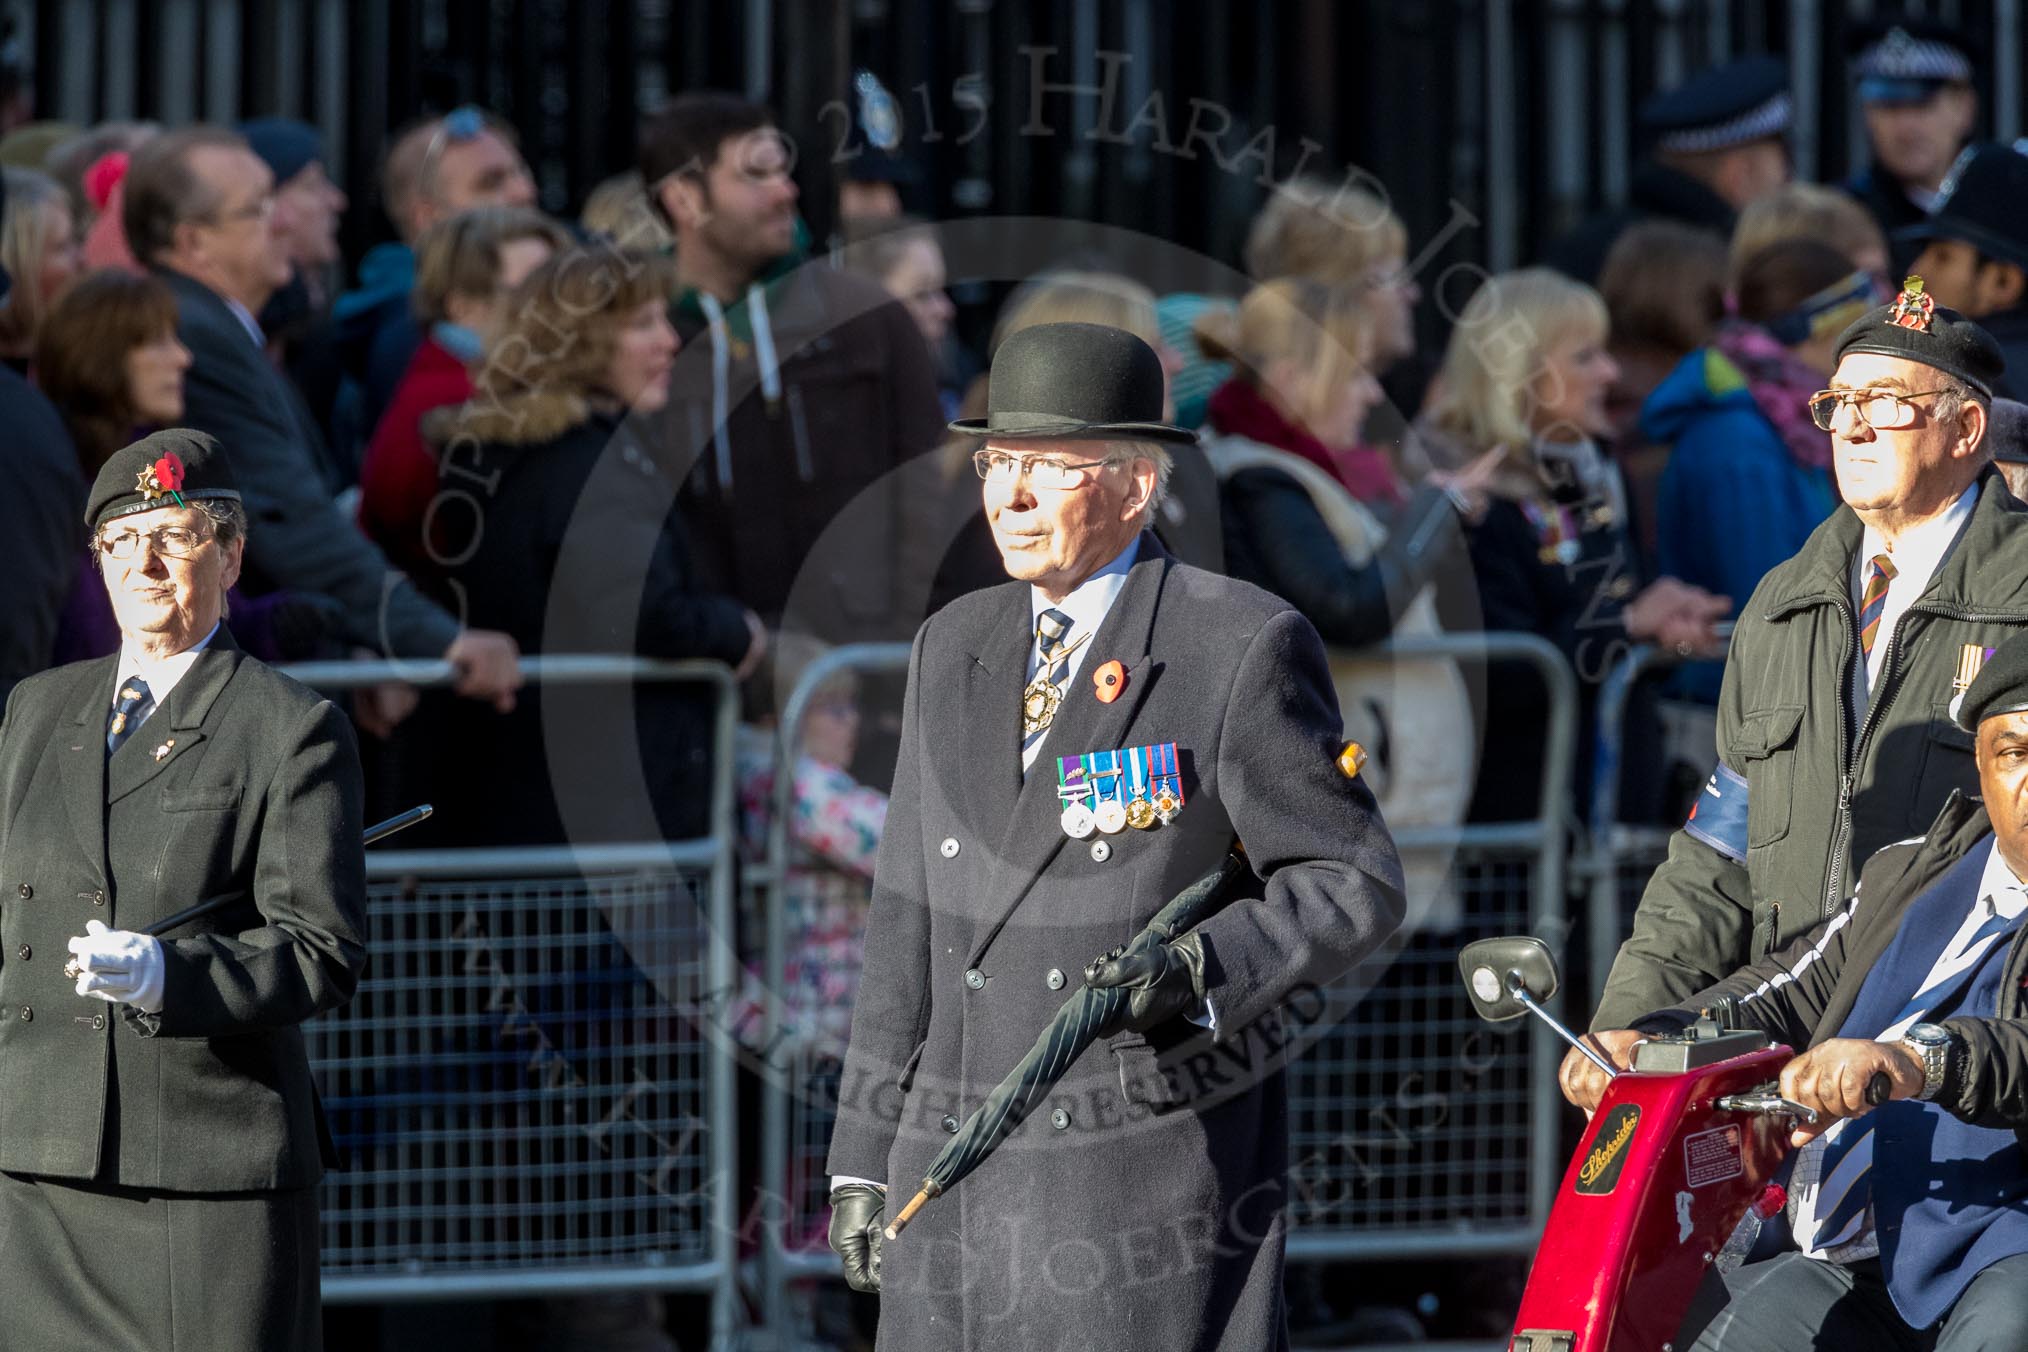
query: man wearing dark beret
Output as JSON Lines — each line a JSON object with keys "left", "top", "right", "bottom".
{"left": 0, "top": 429, "right": 367, "bottom": 1350}
{"left": 1588, "top": 277, "right": 2028, "bottom": 1043}
{"left": 1568, "top": 627, "right": 2028, "bottom": 1347}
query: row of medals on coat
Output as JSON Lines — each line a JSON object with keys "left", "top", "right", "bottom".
{"left": 1055, "top": 743, "right": 1183, "bottom": 839}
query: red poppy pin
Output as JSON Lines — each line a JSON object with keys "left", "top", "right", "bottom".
{"left": 1889, "top": 275, "right": 1935, "bottom": 334}
{"left": 135, "top": 451, "right": 188, "bottom": 507}
{"left": 1092, "top": 659, "right": 1126, "bottom": 703}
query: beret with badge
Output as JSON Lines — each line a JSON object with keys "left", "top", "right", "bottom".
{"left": 1834, "top": 275, "right": 2006, "bottom": 400}
{"left": 1955, "top": 629, "right": 2028, "bottom": 734}
{"left": 85, "top": 428, "right": 241, "bottom": 532}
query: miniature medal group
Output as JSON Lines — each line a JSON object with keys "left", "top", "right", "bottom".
{"left": 1055, "top": 743, "right": 1184, "bottom": 839}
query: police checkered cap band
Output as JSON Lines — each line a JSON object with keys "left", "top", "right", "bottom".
{"left": 1856, "top": 29, "right": 1973, "bottom": 83}
{"left": 1654, "top": 92, "right": 1793, "bottom": 154}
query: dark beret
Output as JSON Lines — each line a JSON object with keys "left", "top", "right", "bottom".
{"left": 1895, "top": 142, "right": 2028, "bottom": 275}
{"left": 236, "top": 117, "right": 324, "bottom": 187}
{"left": 1638, "top": 55, "right": 1791, "bottom": 153}
{"left": 1956, "top": 630, "right": 2028, "bottom": 733}
{"left": 1991, "top": 400, "right": 2028, "bottom": 467}
{"left": 85, "top": 429, "right": 241, "bottom": 531}
{"left": 1833, "top": 276, "right": 2005, "bottom": 400}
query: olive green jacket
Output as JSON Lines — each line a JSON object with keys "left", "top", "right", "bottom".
{"left": 1596, "top": 471, "right": 2028, "bottom": 1030}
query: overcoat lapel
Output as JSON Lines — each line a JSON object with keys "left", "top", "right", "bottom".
{"left": 106, "top": 632, "right": 243, "bottom": 805}
{"left": 953, "top": 587, "right": 1034, "bottom": 841}
{"left": 56, "top": 656, "right": 119, "bottom": 867}
{"left": 966, "top": 540, "right": 1169, "bottom": 966}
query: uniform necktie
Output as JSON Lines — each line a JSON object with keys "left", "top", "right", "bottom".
{"left": 106, "top": 677, "right": 152, "bottom": 756}
{"left": 1858, "top": 553, "right": 1897, "bottom": 657}
{"left": 1021, "top": 608, "right": 1085, "bottom": 753}
{"left": 1799, "top": 882, "right": 2028, "bottom": 1256}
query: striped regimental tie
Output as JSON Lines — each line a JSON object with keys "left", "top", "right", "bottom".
{"left": 1858, "top": 553, "right": 1897, "bottom": 657}
{"left": 106, "top": 677, "right": 153, "bottom": 756}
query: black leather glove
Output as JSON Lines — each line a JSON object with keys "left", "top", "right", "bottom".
{"left": 1084, "top": 930, "right": 1211, "bottom": 1037}
{"left": 828, "top": 1183, "right": 885, "bottom": 1293}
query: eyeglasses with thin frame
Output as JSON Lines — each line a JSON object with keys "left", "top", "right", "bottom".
{"left": 96, "top": 525, "right": 214, "bottom": 560}
{"left": 205, "top": 195, "right": 275, "bottom": 228}
{"left": 1808, "top": 386, "right": 1951, "bottom": 432}
{"left": 972, "top": 448, "right": 1121, "bottom": 491}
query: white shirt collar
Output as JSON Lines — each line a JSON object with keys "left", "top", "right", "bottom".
{"left": 116, "top": 622, "right": 220, "bottom": 709}
{"left": 1977, "top": 837, "right": 2028, "bottom": 920}
{"left": 1856, "top": 480, "right": 1977, "bottom": 593}
{"left": 1027, "top": 537, "right": 1140, "bottom": 679}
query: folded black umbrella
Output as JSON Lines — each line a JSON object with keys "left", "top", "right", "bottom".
{"left": 885, "top": 846, "right": 1250, "bottom": 1238}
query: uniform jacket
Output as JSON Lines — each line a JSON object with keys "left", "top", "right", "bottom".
{"left": 826, "top": 538, "right": 1405, "bottom": 1352}
{"left": 0, "top": 630, "right": 367, "bottom": 1191}
{"left": 1598, "top": 470, "right": 2028, "bottom": 1029}
{"left": 1648, "top": 793, "right": 2028, "bottom": 1326}
{"left": 160, "top": 266, "right": 461, "bottom": 659}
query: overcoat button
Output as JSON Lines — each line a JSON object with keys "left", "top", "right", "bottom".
{"left": 941, "top": 1115, "right": 960, "bottom": 1133}
{"left": 1090, "top": 840, "right": 1112, "bottom": 863}
{"left": 88, "top": 891, "right": 104, "bottom": 907}
{"left": 91, "top": 1014, "right": 105, "bottom": 1031}
{"left": 16, "top": 883, "right": 29, "bottom": 899}
{"left": 1050, "top": 1108, "right": 1071, "bottom": 1130}
{"left": 964, "top": 968, "right": 985, "bottom": 990}
{"left": 940, "top": 837, "right": 961, "bottom": 858}
{"left": 1045, "top": 968, "right": 1066, "bottom": 990}
{"left": 19, "top": 1005, "right": 31, "bottom": 1022}
{"left": 15, "top": 944, "right": 27, "bottom": 960}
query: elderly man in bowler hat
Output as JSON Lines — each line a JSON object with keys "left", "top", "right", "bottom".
{"left": 824, "top": 322, "right": 1404, "bottom": 1349}
{"left": 1587, "top": 279, "right": 2028, "bottom": 1053}
{"left": 1572, "top": 626, "right": 2028, "bottom": 1348}
{"left": 0, "top": 429, "right": 366, "bottom": 1350}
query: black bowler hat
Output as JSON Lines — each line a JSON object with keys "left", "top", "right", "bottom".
{"left": 1955, "top": 630, "right": 2028, "bottom": 732}
{"left": 1896, "top": 143, "right": 2028, "bottom": 276}
{"left": 85, "top": 428, "right": 241, "bottom": 530}
{"left": 949, "top": 322, "right": 1195, "bottom": 445}
{"left": 1833, "top": 276, "right": 2005, "bottom": 400}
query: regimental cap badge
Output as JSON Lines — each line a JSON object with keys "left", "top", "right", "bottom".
{"left": 1889, "top": 275, "right": 1936, "bottom": 333}
{"left": 134, "top": 451, "right": 188, "bottom": 507}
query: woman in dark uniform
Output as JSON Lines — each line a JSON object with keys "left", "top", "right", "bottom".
{"left": 0, "top": 428, "right": 366, "bottom": 1351}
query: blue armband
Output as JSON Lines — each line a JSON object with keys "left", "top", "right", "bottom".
{"left": 1684, "top": 761, "right": 1749, "bottom": 863}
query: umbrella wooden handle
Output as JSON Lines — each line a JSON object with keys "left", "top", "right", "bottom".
{"left": 884, "top": 1184, "right": 938, "bottom": 1240}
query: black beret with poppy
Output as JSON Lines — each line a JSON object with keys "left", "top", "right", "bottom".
{"left": 1833, "top": 275, "right": 2006, "bottom": 400}
{"left": 85, "top": 428, "right": 241, "bottom": 531}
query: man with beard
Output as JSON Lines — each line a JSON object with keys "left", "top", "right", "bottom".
{"left": 638, "top": 92, "right": 943, "bottom": 647}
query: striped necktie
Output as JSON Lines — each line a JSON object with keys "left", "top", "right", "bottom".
{"left": 1799, "top": 883, "right": 2028, "bottom": 1256}
{"left": 1858, "top": 553, "right": 1897, "bottom": 658}
{"left": 106, "top": 677, "right": 153, "bottom": 756}
{"left": 1020, "top": 608, "right": 1081, "bottom": 761}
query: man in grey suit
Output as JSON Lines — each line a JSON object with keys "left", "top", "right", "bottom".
{"left": 121, "top": 125, "right": 522, "bottom": 713}
{"left": 825, "top": 323, "right": 1405, "bottom": 1349}
{"left": 0, "top": 429, "right": 366, "bottom": 1350}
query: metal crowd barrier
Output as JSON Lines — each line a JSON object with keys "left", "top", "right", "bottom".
{"left": 754, "top": 632, "right": 1577, "bottom": 1339}
{"left": 1579, "top": 631, "right": 1731, "bottom": 1007}
{"left": 282, "top": 656, "right": 742, "bottom": 1344}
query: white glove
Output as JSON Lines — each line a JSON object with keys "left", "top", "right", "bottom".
{"left": 66, "top": 920, "right": 166, "bottom": 1014}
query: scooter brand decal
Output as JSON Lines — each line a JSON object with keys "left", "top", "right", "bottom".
{"left": 1574, "top": 1104, "right": 1640, "bottom": 1195}
{"left": 1684, "top": 1124, "right": 1744, "bottom": 1189}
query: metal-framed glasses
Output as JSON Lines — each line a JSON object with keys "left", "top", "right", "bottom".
{"left": 972, "top": 449, "right": 1119, "bottom": 490}
{"left": 96, "top": 525, "right": 213, "bottom": 560}
{"left": 1808, "top": 386, "right": 1950, "bottom": 432}
{"left": 206, "top": 194, "right": 275, "bottom": 227}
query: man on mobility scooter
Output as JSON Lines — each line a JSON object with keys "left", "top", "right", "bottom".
{"left": 1565, "top": 629, "right": 2028, "bottom": 1349}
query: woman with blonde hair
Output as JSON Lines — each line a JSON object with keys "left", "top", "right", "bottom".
{"left": 430, "top": 244, "right": 764, "bottom": 847}
{"left": 1414, "top": 267, "right": 1726, "bottom": 823}
{"left": 1197, "top": 278, "right": 1488, "bottom": 900}
{"left": 0, "top": 167, "right": 80, "bottom": 367}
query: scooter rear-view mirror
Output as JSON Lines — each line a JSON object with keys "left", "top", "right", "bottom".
{"left": 1458, "top": 935, "right": 1559, "bottom": 1022}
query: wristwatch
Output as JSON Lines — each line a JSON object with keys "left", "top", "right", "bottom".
{"left": 1901, "top": 1022, "right": 1954, "bottom": 1101}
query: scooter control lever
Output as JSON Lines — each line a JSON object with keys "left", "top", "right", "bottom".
{"left": 1715, "top": 1090, "right": 1819, "bottom": 1125}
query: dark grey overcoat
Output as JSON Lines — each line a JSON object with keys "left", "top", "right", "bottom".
{"left": 827, "top": 538, "right": 1405, "bottom": 1351}
{"left": 0, "top": 629, "right": 366, "bottom": 1347}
